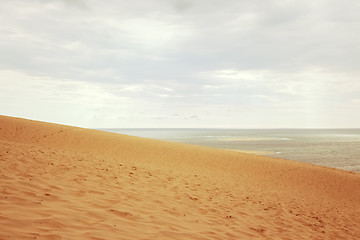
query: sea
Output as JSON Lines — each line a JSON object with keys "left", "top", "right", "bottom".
{"left": 101, "top": 128, "right": 360, "bottom": 173}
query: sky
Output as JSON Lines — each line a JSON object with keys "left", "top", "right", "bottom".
{"left": 1, "top": 0, "right": 360, "bottom": 128}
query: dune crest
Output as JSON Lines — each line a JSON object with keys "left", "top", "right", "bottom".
{"left": 0, "top": 115, "right": 359, "bottom": 239}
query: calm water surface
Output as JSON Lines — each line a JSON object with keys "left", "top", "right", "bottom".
{"left": 101, "top": 129, "right": 360, "bottom": 172}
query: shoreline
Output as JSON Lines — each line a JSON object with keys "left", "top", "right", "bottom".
{"left": 103, "top": 128, "right": 360, "bottom": 173}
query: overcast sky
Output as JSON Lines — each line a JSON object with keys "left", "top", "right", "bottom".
{"left": 1, "top": 0, "right": 360, "bottom": 128}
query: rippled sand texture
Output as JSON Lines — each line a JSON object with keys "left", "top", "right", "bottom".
{"left": 0, "top": 115, "right": 359, "bottom": 239}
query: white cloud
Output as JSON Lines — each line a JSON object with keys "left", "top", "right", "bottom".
{"left": 114, "top": 18, "right": 192, "bottom": 51}
{"left": 197, "top": 67, "right": 360, "bottom": 127}
{"left": 0, "top": 70, "right": 132, "bottom": 126}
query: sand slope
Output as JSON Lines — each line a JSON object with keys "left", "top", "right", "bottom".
{"left": 0, "top": 115, "right": 359, "bottom": 239}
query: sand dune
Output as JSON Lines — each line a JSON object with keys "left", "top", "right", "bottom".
{"left": 0, "top": 115, "right": 359, "bottom": 239}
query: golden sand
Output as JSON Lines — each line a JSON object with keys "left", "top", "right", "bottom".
{"left": 0, "top": 115, "right": 359, "bottom": 239}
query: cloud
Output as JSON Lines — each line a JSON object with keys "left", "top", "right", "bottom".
{"left": 172, "top": 0, "right": 193, "bottom": 13}
{"left": 0, "top": 70, "right": 132, "bottom": 125}
{"left": 114, "top": 18, "right": 192, "bottom": 52}
{"left": 197, "top": 67, "right": 360, "bottom": 121}
{"left": 62, "top": 0, "right": 87, "bottom": 9}
{"left": 1, "top": 0, "right": 360, "bottom": 127}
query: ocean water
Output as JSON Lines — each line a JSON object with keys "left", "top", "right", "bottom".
{"left": 101, "top": 128, "right": 360, "bottom": 173}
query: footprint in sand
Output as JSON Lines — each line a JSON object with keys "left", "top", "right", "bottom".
{"left": 109, "top": 209, "right": 133, "bottom": 217}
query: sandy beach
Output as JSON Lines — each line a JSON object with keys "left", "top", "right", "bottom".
{"left": 0, "top": 115, "right": 359, "bottom": 239}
